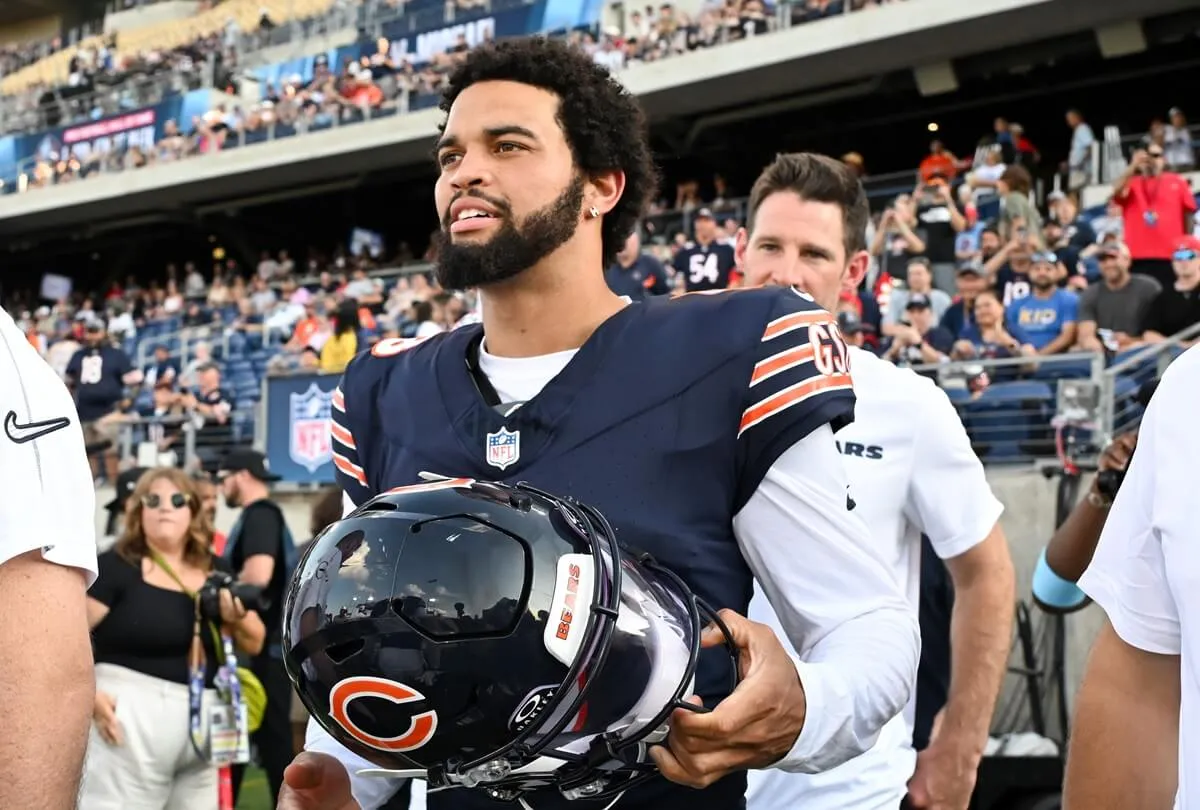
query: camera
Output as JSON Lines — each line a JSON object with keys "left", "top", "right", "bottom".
{"left": 198, "top": 571, "right": 268, "bottom": 621}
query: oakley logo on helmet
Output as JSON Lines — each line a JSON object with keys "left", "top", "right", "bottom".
{"left": 508, "top": 684, "right": 558, "bottom": 733}
{"left": 329, "top": 676, "right": 439, "bottom": 753}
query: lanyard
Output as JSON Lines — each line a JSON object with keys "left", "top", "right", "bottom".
{"left": 1132, "top": 175, "right": 1162, "bottom": 215}
{"left": 148, "top": 550, "right": 249, "bottom": 763}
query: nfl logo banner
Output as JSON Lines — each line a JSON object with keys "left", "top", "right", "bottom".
{"left": 486, "top": 427, "right": 520, "bottom": 471}
{"left": 289, "top": 383, "right": 335, "bottom": 474}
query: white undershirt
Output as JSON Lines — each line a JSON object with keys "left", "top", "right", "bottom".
{"left": 0, "top": 306, "right": 97, "bottom": 584}
{"left": 747, "top": 346, "right": 1003, "bottom": 810}
{"left": 314, "top": 342, "right": 919, "bottom": 810}
{"left": 1079, "top": 344, "right": 1200, "bottom": 810}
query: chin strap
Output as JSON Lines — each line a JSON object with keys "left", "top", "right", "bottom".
{"left": 518, "top": 792, "right": 626, "bottom": 810}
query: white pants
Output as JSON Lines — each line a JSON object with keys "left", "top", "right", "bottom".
{"left": 82, "top": 663, "right": 220, "bottom": 810}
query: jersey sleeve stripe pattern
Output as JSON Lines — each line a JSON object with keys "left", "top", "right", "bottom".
{"left": 739, "top": 373, "right": 853, "bottom": 436}
{"left": 750, "top": 344, "right": 816, "bottom": 387}
{"left": 761, "top": 310, "right": 831, "bottom": 341}
{"left": 330, "top": 386, "right": 368, "bottom": 487}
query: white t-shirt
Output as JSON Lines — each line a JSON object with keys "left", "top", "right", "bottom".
{"left": 747, "top": 346, "right": 1003, "bottom": 810}
{"left": 0, "top": 307, "right": 98, "bottom": 585}
{"left": 308, "top": 339, "right": 922, "bottom": 810}
{"left": 1079, "top": 344, "right": 1200, "bottom": 810}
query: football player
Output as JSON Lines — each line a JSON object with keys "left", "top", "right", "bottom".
{"left": 671, "top": 207, "right": 738, "bottom": 292}
{"left": 279, "top": 38, "right": 919, "bottom": 810}
{"left": 0, "top": 305, "right": 98, "bottom": 809}
{"left": 736, "top": 153, "right": 1015, "bottom": 810}
{"left": 1065, "top": 350, "right": 1199, "bottom": 809}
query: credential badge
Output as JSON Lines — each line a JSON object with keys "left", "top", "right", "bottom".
{"left": 485, "top": 427, "right": 520, "bottom": 471}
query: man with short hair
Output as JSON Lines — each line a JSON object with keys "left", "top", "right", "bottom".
{"left": 882, "top": 258, "right": 952, "bottom": 337}
{"left": 1075, "top": 242, "right": 1160, "bottom": 353}
{"left": 1008, "top": 251, "right": 1079, "bottom": 355}
{"left": 0, "top": 305, "right": 98, "bottom": 809}
{"left": 737, "top": 152, "right": 1014, "bottom": 810}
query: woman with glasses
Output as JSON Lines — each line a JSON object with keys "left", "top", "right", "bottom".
{"left": 83, "top": 467, "right": 266, "bottom": 810}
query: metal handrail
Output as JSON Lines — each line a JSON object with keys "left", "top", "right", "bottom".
{"left": 1104, "top": 320, "right": 1200, "bottom": 375}
{"left": 907, "top": 350, "right": 1104, "bottom": 376}
{"left": 114, "top": 414, "right": 198, "bottom": 469}
{"left": 134, "top": 325, "right": 232, "bottom": 369}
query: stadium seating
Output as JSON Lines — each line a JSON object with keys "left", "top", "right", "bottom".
{"left": 0, "top": 0, "right": 336, "bottom": 94}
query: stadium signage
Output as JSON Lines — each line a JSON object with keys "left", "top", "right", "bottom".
{"left": 62, "top": 109, "right": 156, "bottom": 146}
{"left": 387, "top": 16, "right": 497, "bottom": 66}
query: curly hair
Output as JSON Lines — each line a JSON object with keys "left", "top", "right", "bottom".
{"left": 114, "top": 467, "right": 215, "bottom": 570}
{"left": 439, "top": 37, "right": 658, "bottom": 266}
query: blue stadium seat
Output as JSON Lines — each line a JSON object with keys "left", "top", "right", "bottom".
{"left": 943, "top": 387, "right": 971, "bottom": 405}
{"left": 961, "top": 380, "right": 1055, "bottom": 461}
{"left": 1032, "top": 358, "right": 1092, "bottom": 381}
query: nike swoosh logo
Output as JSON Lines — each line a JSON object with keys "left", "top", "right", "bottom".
{"left": 4, "top": 411, "right": 71, "bottom": 444}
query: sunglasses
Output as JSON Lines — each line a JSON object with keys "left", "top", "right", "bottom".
{"left": 1174, "top": 249, "right": 1198, "bottom": 262}
{"left": 142, "top": 492, "right": 190, "bottom": 510}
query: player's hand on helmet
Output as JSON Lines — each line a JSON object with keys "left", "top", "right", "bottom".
{"left": 93, "top": 691, "right": 123, "bottom": 747}
{"left": 278, "top": 752, "right": 361, "bottom": 810}
{"left": 649, "top": 609, "right": 806, "bottom": 789}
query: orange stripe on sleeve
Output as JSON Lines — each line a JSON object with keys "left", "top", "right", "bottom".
{"left": 750, "top": 345, "right": 815, "bottom": 386}
{"left": 333, "top": 453, "right": 367, "bottom": 486}
{"left": 739, "top": 373, "right": 853, "bottom": 435}
{"left": 330, "top": 421, "right": 356, "bottom": 449}
{"left": 761, "top": 311, "right": 832, "bottom": 341}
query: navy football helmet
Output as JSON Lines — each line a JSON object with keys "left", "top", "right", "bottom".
{"left": 283, "top": 476, "right": 736, "bottom": 804}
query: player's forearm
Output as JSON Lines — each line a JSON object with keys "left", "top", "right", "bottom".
{"left": 775, "top": 604, "right": 920, "bottom": 773}
{"left": 1044, "top": 488, "right": 1110, "bottom": 582}
{"left": 1063, "top": 623, "right": 1179, "bottom": 810}
{"left": 941, "top": 541, "right": 1014, "bottom": 762}
{"left": 0, "top": 555, "right": 94, "bottom": 809}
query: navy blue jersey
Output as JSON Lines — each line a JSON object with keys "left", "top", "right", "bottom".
{"left": 66, "top": 345, "right": 132, "bottom": 422}
{"left": 672, "top": 241, "right": 737, "bottom": 292}
{"left": 605, "top": 254, "right": 670, "bottom": 301}
{"left": 329, "top": 288, "right": 854, "bottom": 807}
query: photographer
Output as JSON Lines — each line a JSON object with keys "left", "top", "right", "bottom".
{"left": 1032, "top": 380, "right": 1156, "bottom": 612}
{"left": 217, "top": 449, "right": 297, "bottom": 807}
{"left": 84, "top": 468, "right": 265, "bottom": 809}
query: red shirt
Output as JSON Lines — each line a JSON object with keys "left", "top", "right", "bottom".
{"left": 1115, "top": 172, "right": 1197, "bottom": 260}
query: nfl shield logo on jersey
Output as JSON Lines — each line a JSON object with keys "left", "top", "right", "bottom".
{"left": 486, "top": 427, "right": 521, "bottom": 471}
{"left": 289, "top": 383, "right": 335, "bottom": 473}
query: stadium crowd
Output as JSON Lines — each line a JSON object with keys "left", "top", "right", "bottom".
{"left": 1, "top": 1, "right": 1199, "bottom": 807}
{"left": 2, "top": 0, "right": 910, "bottom": 190}
{"left": 6, "top": 113, "right": 1198, "bottom": 482}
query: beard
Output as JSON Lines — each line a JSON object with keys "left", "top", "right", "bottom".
{"left": 434, "top": 175, "right": 585, "bottom": 290}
